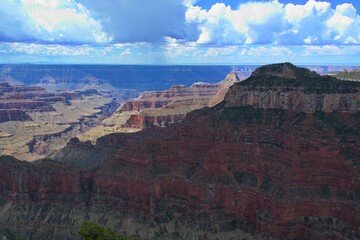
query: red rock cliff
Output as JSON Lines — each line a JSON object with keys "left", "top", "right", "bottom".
{"left": 117, "top": 74, "right": 239, "bottom": 130}
{"left": 0, "top": 63, "right": 360, "bottom": 240}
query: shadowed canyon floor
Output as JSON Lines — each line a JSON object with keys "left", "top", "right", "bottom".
{"left": 0, "top": 63, "right": 360, "bottom": 239}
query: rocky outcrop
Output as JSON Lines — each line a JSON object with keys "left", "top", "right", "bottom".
{"left": 0, "top": 109, "right": 32, "bottom": 122}
{"left": 0, "top": 83, "right": 121, "bottom": 161}
{"left": 1, "top": 63, "right": 360, "bottom": 239}
{"left": 226, "top": 62, "right": 360, "bottom": 112}
{"left": 0, "top": 83, "right": 82, "bottom": 116}
{"left": 334, "top": 68, "right": 360, "bottom": 81}
{"left": 78, "top": 74, "right": 239, "bottom": 141}
{"left": 0, "top": 64, "right": 253, "bottom": 91}
{"left": 117, "top": 74, "right": 238, "bottom": 128}
{"left": 208, "top": 72, "right": 239, "bottom": 107}
{"left": 121, "top": 82, "right": 226, "bottom": 113}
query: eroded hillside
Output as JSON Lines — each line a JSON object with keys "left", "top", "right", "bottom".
{"left": 0, "top": 63, "right": 360, "bottom": 239}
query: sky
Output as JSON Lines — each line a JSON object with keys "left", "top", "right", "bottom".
{"left": 0, "top": 0, "right": 360, "bottom": 65}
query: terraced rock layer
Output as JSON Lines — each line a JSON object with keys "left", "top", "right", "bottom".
{"left": 0, "top": 63, "right": 360, "bottom": 240}
{"left": 0, "top": 83, "right": 119, "bottom": 160}
{"left": 79, "top": 73, "right": 239, "bottom": 141}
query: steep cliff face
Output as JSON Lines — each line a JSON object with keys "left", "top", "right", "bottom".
{"left": 0, "top": 109, "right": 32, "bottom": 122}
{"left": 121, "top": 77, "right": 237, "bottom": 113}
{"left": 1, "top": 63, "right": 360, "bottom": 240}
{"left": 226, "top": 63, "right": 360, "bottom": 112}
{"left": 79, "top": 74, "right": 239, "bottom": 141}
{"left": 0, "top": 83, "right": 118, "bottom": 161}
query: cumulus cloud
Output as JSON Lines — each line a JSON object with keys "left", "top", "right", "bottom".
{"left": 186, "top": 0, "right": 360, "bottom": 45}
{"left": 0, "top": 0, "right": 110, "bottom": 43}
{"left": 163, "top": 36, "right": 197, "bottom": 57}
{"left": 1, "top": 0, "right": 360, "bottom": 64}
{"left": 1, "top": 0, "right": 359, "bottom": 47}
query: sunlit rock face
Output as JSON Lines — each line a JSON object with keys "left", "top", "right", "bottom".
{"left": 79, "top": 73, "right": 239, "bottom": 141}
{"left": 226, "top": 62, "right": 360, "bottom": 112}
{"left": 0, "top": 82, "right": 119, "bottom": 161}
{"left": 1, "top": 63, "right": 360, "bottom": 240}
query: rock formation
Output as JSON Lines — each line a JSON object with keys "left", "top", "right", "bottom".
{"left": 0, "top": 83, "right": 134, "bottom": 161}
{"left": 79, "top": 73, "right": 239, "bottom": 141}
{"left": 0, "top": 64, "right": 253, "bottom": 91}
{"left": 0, "top": 63, "right": 360, "bottom": 240}
{"left": 226, "top": 63, "right": 360, "bottom": 113}
{"left": 334, "top": 68, "right": 360, "bottom": 81}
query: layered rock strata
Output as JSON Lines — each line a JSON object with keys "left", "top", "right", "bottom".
{"left": 0, "top": 63, "right": 360, "bottom": 239}
{"left": 79, "top": 73, "right": 239, "bottom": 141}
{"left": 0, "top": 83, "right": 118, "bottom": 160}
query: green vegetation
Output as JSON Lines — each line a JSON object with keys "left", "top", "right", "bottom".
{"left": 334, "top": 69, "right": 360, "bottom": 82}
{"left": 336, "top": 189, "right": 347, "bottom": 200}
{"left": 346, "top": 192, "right": 354, "bottom": 201}
{"left": 272, "top": 184, "right": 285, "bottom": 199}
{"left": 260, "top": 176, "right": 272, "bottom": 192}
{"left": 233, "top": 171, "right": 258, "bottom": 187}
{"left": 79, "top": 222, "right": 131, "bottom": 240}
{"left": 336, "top": 112, "right": 360, "bottom": 164}
{"left": 340, "top": 147, "right": 360, "bottom": 161}
{"left": 335, "top": 187, "right": 360, "bottom": 202}
{"left": 353, "top": 187, "right": 360, "bottom": 201}
{"left": 348, "top": 111, "right": 360, "bottom": 135}
{"left": 221, "top": 106, "right": 263, "bottom": 125}
{"left": 312, "top": 111, "right": 347, "bottom": 135}
{"left": 288, "top": 112, "right": 306, "bottom": 126}
{"left": 265, "top": 109, "right": 288, "bottom": 126}
{"left": 238, "top": 63, "right": 360, "bottom": 94}
{"left": 318, "top": 185, "right": 332, "bottom": 199}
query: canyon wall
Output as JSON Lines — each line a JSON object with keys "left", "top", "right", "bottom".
{"left": 0, "top": 63, "right": 359, "bottom": 239}
{"left": 0, "top": 83, "right": 120, "bottom": 161}
{"left": 79, "top": 73, "right": 239, "bottom": 141}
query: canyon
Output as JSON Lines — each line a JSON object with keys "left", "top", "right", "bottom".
{"left": 0, "top": 64, "right": 251, "bottom": 91}
{"left": 0, "top": 82, "right": 138, "bottom": 161}
{"left": 79, "top": 72, "right": 239, "bottom": 141}
{"left": 0, "top": 63, "right": 359, "bottom": 240}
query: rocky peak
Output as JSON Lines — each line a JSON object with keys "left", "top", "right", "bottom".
{"left": 225, "top": 62, "right": 360, "bottom": 112}
{"left": 251, "top": 62, "right": 319, "bottom": 79}
{"left": 221, "top": 72, "right": 240, "bottom": 85}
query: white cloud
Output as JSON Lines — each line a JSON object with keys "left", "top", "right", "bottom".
{"left": 241, "top": 46, "right": 293, "bottom": 57}
{"left": 1, "top": 0, "right": 359, "bottom": 48}
{"left": 183, "top": 0, "right": 198, "bottom": 8}
{"left": 302, "top": 45, "right": 360, "bottom": 56}
{"left": 326, "top": 3, "right": 360, "bottom": 44}
{"left": 204, "top": 45, "right": 238, "bottom": 57}
{"left": 163, "top": 36, "right": 197, "bottom": 57}
{"left": 186, "top": 0, "right": 360, "bottom": 45}
{"left": 120, "top": 48, "right": 131, "bottom": 56}
{"left": 0, "top": 0, "right": 110, "bottom": 43}
{"left": 186, "top": 3, "right": 242, "bottom": 45}
{"left": 6, "top": 43, "right": 95, "bottom": 56}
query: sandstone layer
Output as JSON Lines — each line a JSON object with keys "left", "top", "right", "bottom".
{"left": 0, "top": 63, "right": 360, "bottom": 239}
{"left": 79, "top": 73, "right": 239, "bottom": 142}
{"left": 0, "top": 83, "right": 139, "bottom": 161}
{"left": 226, "top": 63, "right": 360, "bottom": 113}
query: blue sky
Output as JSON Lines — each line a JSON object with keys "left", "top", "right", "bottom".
{"left": 0, "top": 0, "right": 360, "bottom": 65}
